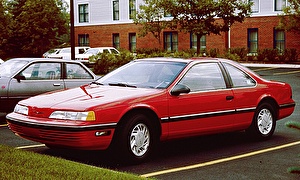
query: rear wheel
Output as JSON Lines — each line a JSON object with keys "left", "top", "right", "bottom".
{"left": 111, "top": 113, "right": 157, "bottom": 163}
{"left": 246, "top": 103, "right": 276, "bottom": 140}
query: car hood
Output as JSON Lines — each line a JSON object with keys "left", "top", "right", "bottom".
{"left": 20, "top": 84, "right": 165, "bottom": 111}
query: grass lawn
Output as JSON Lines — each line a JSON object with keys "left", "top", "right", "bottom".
{"left": 0, "top": 145, "right": 148, "bottom": 180}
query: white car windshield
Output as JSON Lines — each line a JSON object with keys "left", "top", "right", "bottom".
{"left": 0, "top": 60, "right": 29, "bottom": 77}
{"left": 98, "top": 61, "right": 187, "bottom": 89}
{"left": 84, "top": 49, "right": 100, "bottom": 54}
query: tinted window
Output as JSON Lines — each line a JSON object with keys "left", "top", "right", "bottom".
{"left": 224, "top": 63, "right": 256, "bottom": 88}
{"left": 66, "top": 63, "right": 93, "bottom": 79}
{"left": 179, "top": 63, "right": 226, "bottom": 92}
{"left": 20, "top": 62, "right": 61, "bottom": 80}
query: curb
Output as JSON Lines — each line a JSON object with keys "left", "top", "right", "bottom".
{"left": 242, "top": 63, "right": 300, "bottom": 68}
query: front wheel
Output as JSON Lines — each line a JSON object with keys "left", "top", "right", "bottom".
{"left": 246, "top": 103, "right": 276, "bottom": 140}
{"left": 111, "top": 113, "right": 157, "bottom": 164}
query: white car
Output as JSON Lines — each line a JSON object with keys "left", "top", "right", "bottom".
{"left": 48, "top": 47, "right": 90, "bottom": 60}
{"left": 0, "top": 58, "right": 4, "bottom": 64}
{"left": 75, "top": 47, "right": 120, "bottom": 65}
{"left": 42, "top": 48, "right": 61, "bottom": 58}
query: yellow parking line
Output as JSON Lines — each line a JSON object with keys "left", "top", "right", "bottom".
{"left": 15, "top": 144, "right": 46, "bottom": 149}
{"left": 141, "top": 141, "right": 300, "bottom": 178}
{"left": 274, "top": 70, "right": 300, "bottom": 75}
{"left": 0, "top": 124, "right": 7, "bottom": 127}
{"left": 252, "top": 67, "right": 277, "bottom": 72}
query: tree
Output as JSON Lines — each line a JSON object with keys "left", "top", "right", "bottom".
{"left": 135, "top": 0, "right": 251, "bottom": 55}
{"left": 164, "top": 0, "right": 251, "bottom": 54}
{"left": 133, "top": 0, "right": 175, "bottom": 45}
{"left": 0, "top": 0, "right": 10, "bottom": 58}
{"left": 278, "top": 0, "right": 300, "bottom": 32}
{"left": 3, "top": 0, "right": 69, "bottom": 58}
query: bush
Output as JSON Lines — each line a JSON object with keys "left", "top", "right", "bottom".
{"left": 208, "top": 48, "right": 219, "bottom": 58}
{"left": 92, "top": 50, "right": 134, "bottom": 75}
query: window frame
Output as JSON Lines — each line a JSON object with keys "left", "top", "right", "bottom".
{"left": 129, "top": 33, "right": 136, "bottom": 53}
{"left": 78, "top": 34, "right": 89, "bottom": 47}
{"left": 78, "top": 4, "right": 89, "bottom": 23}
{"left": 274, "top": 28, "right": 285, "bottom": 53}
{"left": 274, "top": 0, "right": 287, "bottom": 11}
{"left": 247, "top": 28, "right": 258, "bottom": 54}
{"left": 249, "top": 0, "right": 259, "bottom": 13}
{"left": 113, "top": 33, "right": 120, "bottom": 49}
{"left": 113, "top": 0, "right": 119, "bottom": 21}
{"left": 129, "top": 0, "right": 136, "bottom": 19}
{"left": 164, "top": 32, "right": 178, "bottom": 52}
{"left": 190, "top": 33, "right": 206, "bottom": 54}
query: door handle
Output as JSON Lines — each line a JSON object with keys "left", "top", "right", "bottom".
{"left": 53, "top": 83, "right": 61, "bottom": 86}
{"left": 226, "top": 96, "right": 234, "bottom": 100}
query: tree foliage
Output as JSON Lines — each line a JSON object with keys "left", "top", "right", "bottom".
{"left": 135, "top": 0, "right": 251, "bottom": 54}
{"left": 0, "top": 0, "right": 69, "bottom": 59}
{"left": 279, "top": 0, "right": 300, "bottom": 32}
{"left": 133, "top": 0, "right": 175, "bottom": 45}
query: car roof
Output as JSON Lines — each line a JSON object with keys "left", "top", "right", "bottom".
{"left": 89, "top": 47, "right": 116, "bottom": 50}
{"left": 135, "top": 57, "right": 230, "bottom": 64}
{"left": 9, "top": 58, "right": 82, "bottom": 64}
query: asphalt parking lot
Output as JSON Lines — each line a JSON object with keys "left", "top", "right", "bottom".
{"left": 1, "top": 64, "right": 300, "bottom": 179}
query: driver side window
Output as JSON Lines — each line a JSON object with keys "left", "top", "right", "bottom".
{"left": 179, "top": 63, "right": 226, "bottom": 92}
{"left": 20, "top": 63, "right": 61, "bottom": 80}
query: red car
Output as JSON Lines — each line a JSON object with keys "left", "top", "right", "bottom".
{"left": 6, "top": 58, "right": 295, "bottom": 163}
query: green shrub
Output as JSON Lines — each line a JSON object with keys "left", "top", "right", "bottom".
{"left": 92, "top": 50, "right": 134, "bottom": 75}
{"left": 208, "top": 48, "right": 219, "bottom": 58}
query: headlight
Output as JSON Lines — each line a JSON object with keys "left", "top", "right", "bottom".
{"left": 49, "top": 111, "right": 96, "bottom": 121}
{"left": 14, "top": 104, "right": 29, "bottom": 115}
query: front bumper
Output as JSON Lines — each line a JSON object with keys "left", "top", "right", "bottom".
{"left": 6, "top": 112, "right": 117, "bottom": 150}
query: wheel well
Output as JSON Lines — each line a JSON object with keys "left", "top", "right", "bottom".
{"left": 258, "top": 97, "right": 279, "bottom": 120}
{"left": 115, "top": 108, "right": 162, "bottom": 138}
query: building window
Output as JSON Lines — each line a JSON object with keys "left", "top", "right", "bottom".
{"left": 164, "top": 32, "right": 178, "bottom": 51}
{"left": 113, "top": 33, "right": 120, "bottom": 49}
{"left": 129, "top": 0, "right": 136, "bottom": 19}
{"left": 78, "top": 34, "right": 89, "bottom": 46}
{"left": 248, "top": 28, "right": 258, "bottom": 53}
{"left": 249, "top": 0, "right": 259, "bottom": 13}
{"left": 275, "top": 0, "right": 286, "bottom": 11}
{"left": 190, "top": 33, "right": 206, "bottom": 54}
{"left": 79, "top": 4, "right": 89, "bottom": 23}
{"left": 129, "top": 33, "right": 136, "bottom": 52}
{"left": 274, "top": 29, "right": 285, "bottom": 53}
{"left": 113, "top": 0, "right": 119, "bottom": 20}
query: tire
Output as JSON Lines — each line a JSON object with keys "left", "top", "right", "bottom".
{"left": 246, "top": 103, "right": 276, "bottom": 140}
{"left": 112, "top": 113, "right": 157, "bottom": 164}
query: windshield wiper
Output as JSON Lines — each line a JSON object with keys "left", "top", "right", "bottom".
{"left": 90, "top": 81, "right": 103, "bottom": 85}
{"left": 108, "top": 82, "right": 137, "bottom": 88}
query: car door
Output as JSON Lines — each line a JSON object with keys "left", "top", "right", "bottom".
{"left": 222, "top": 62, "right": 257, "bottom": 128}
{"left": 7, "top": 62, "right": 64, "bottom": 100}
{"left": 63, "top": 63, "right": 95, "bottom": 88}
{"left": 168, "top": 62, "right": 236, "bottom": 138}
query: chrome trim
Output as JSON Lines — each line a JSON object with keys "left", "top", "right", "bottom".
{"left": 6, "top": 114, "right": 117, "bottom": 131}
{"left": 279, "top": 102, "right": 296, "bottom": 109}
{"left": 161, "top": 107, "right": 256, "bottom": 123}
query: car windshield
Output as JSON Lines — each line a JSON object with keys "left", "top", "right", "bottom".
{"left": 84, "top": 49, "right": 99, "bottom": 54}
{"left": 97, "top": 60, "right": 187, "bottom": 89}
{"left": 0, "top": 59, "right": 29, "bottom": 77}
{"left": 60, "top": 48, "right": 71, "bottom": 53}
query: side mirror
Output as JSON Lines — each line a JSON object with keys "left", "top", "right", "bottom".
{"left": 15, "top": 75, "right": 26, "bottom": 83}
{"left": 171, "top": 84, "right": 190, "bottom": 96}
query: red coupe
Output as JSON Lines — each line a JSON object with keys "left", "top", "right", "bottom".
{"left": 6, "top": 58, "right": 295, "bottom": 163}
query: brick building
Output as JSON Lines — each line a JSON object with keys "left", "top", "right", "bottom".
{"left": 74, "top": 0, "right": 300, "bottom": 55}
